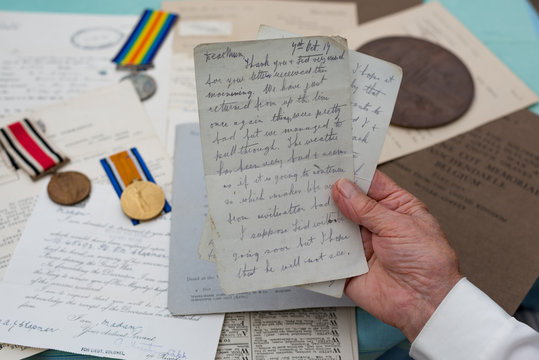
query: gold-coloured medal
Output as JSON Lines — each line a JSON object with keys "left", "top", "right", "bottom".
{"left": 120, "top": 180, "right": 165, "bottom": 220}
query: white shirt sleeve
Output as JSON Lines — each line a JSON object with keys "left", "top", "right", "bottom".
{"left": 410, "top": 278, "right": 539, "bottom": 360}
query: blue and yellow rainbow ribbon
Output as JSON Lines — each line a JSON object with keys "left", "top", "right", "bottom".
{"left": 112, "top": 9, "right": 178, "bottom": 68}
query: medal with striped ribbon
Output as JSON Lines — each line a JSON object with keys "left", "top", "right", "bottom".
{"left": 0, "top": 118, "right": 69, "bottom": 180}
{"left": 0, "top": 118, "right": 91, "bottom": 206}
{"left": 112, "top": 9, "right": 178, "bottom": 101}
{"left": 100, "top": 147, "right": 171, "bottom": 225}
{"left": 112, "top": 9, "right": 178, "bottom": 69}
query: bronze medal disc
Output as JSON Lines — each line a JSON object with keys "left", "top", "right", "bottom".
{"left": 47, "top": 171, "right": 91, "bottom": 205}
{"left": 120, "top": 180, "right": 165, "bottom": 221}
{"left": 357, "top": 36, "right": 474, "bottom": 129}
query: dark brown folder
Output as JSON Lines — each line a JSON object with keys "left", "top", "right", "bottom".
{"left": 530, "top": 0, "right": 539, "bottom": 15}
{"left": 351, "top": 0, "right": 422, "bottom": 23}
{"left": 288, "top": 0, "right": 422, "bottom": 24}
{"left": 380, "top": 110, "right": 539, "bottom": 314}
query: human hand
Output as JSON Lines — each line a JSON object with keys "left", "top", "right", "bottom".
{"left": 332, "top": 171, "right": 462, "bottom": 342}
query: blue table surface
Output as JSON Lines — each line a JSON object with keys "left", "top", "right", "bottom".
{"left": 0, "top": 1, "right": 537, "bottom": 359}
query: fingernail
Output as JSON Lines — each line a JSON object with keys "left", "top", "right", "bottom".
{"left": 337, "top": 179, "right": 360, "bottom": 199}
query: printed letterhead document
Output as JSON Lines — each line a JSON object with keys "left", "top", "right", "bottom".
{"left": 0, "top": 83, "right": 171, "bottom": 282}
{"left": 168, "top": 124, "right": 356, "bottom": 315}
{"left": 0, "top": 11, "right": 172, "bottom": 353}
{"left": 0, "top": 83, "right": 194, "bottom": 358}
{"left": 0, "top": 11, "right": 172, "bottom": 150}
{"left": 0, "top": 184, "right": 224, "bottom": 359}
{"left": 194, "top": 36, "right": 368, "bottom": 294}
{"left": 342, "top": 2, "right": 539, "bottom": 162}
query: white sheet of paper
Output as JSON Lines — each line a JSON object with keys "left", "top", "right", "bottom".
{"left": 0, "top": 83, "right": 172, "bottom": 282}
{"left": 0, "top": 184, "right": 224, "bottom": 360}
{"left": 254, "top": 25, "right": 402, "bottom": 297}
{"left": 194, "top": 36, "right": 368, "bottom": 294}
{"left": 0, "top": 10, "right": 171, "bottom": 148}
{"left": 0, "top": 11, "right": 178, "bottom": 357}
{"left": 163, "top": 0, "right": 359, "bottom": 157}
{"left": 179, "top": 20, "right": 233, "bottom": 37}
{"left": 341, "top": 2, "right": 539, "bottom": 163}
{"left": 167, "top": 124, "right": 355, "bottom": 315}
{"left": 0, "top": 344, "right": 43, "bottom": 360}
{"left": 166, "top": 53, "right": 200, "bottom": 156}
{"left": 0, "top": 83, "right": 175, "bottom": 357}
{"left": 163, "top": 0, "right": 357, "bottom": 56}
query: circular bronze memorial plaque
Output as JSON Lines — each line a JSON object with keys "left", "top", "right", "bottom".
{"left": 120, "top": 180, "right": 165, "bottom": 221}
{"left": 357, "top": 36, "right": 474, "bottom": 128}
{"left": 47, "top": 171, "right": 91, "bottom": 205}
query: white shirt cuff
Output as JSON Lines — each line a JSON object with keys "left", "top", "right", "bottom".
{"left": 410, "top": 277, "right": 511, "bottom": 360}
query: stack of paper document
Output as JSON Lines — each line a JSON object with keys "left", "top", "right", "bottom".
{"left": 0, "top": 4, "right": 371, "bottom": 359}
{"left": 2, "top": 1, "right": 537, "bottom": 359}
{"left": 0, "top": 84, "right": 224, "bottom": 359}
{"left": 170, "top": 123, "right": 357, "bottom": 315}
{"left": 192, "top": 32, "right": 402, "bottom": 297}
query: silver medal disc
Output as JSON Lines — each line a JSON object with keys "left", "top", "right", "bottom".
{"left": 121, "top": 73, "right": 157, "bottom": 101}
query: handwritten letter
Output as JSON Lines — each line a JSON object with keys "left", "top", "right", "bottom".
{"left": 168, "top": 124, "right": 356, "bottom": 315}
{"left": 255, "top": 26, "right": 402, "bottom": 297}
{"left": 0, "top": 186, "right": 224, "bottom": 359}
{"left": 349, "top": 51, "right": 402, "bottom": 189}
{"left": 194, "top": 37, "right": 368, "bottom": 293}
{"left": 300, "top": 51, "right": 402, "bottom": 295}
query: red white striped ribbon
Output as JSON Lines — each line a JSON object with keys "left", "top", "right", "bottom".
{"left": 0, "top": 118, "right": 68, "bottom": 180}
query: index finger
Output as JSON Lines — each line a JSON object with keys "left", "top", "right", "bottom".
{"left": 367, "top": 170, "right": 402, "bottom": 201}
{"left": 367, "top": 170, "right": 428, "bottom": 215}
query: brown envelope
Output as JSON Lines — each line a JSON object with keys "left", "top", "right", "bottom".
{"left": 282, "top": 0, "right": 422, "bottom": 23}
{"left": 531, "top": 0, "right": 539, "bottom": 14}
{"left": 379, "top": 110, "right": 539, "bottom": 314}
{"left": 342, "top": 0, "right": 422, "bottom": 23}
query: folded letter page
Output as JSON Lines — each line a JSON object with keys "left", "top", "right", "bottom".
{"left": 194, "top": 36, "right": 368, "bottom": 293}
{"left": 256, "top": 26, "right": 402, "bottom": 297}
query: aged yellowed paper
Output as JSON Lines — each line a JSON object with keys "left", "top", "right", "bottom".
{"left": 194, "top": 37, "right": 368, "bottom": 293}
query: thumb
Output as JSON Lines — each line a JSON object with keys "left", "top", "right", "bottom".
{"left": 332, "top": 178, "right": 394, "bottom": 235}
